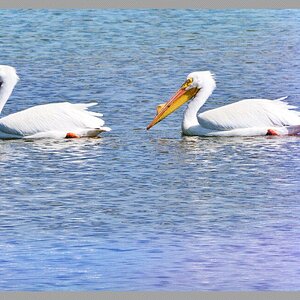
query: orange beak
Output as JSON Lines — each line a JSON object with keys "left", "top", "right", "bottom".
{"left": 146, "top": 86, "right": 199, "bottom": 130}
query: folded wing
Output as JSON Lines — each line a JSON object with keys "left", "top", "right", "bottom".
{"left": 0, "top": 102, "right": 110, "bottom": 137}
{"left": 198, "top": 97, "right": 300, "bottom": 131}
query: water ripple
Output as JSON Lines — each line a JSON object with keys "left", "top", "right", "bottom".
{"left": 0, "top": 9, "right": 299, "bottom": 291}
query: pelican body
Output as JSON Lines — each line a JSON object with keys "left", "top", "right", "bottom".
{"left": 0, "top": 65, "right": 110, "bottom": 139}
{"left": 147, "top": 71, "right": 300, "bottom": 136}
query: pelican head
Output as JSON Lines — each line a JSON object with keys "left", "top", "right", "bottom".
{"left": 0, "top": 65, "right": 19, "bottom": 86}
{"left": 147, "top": 71, "right": 216, "bottom": 130}
{"left": 0, "top": 65, "right": 19, "bottom": 113}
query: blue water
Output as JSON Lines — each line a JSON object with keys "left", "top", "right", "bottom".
{"left": 0, "top": 9, "right": 300, "bottom": 291}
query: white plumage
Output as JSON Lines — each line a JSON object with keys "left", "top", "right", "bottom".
{"left": 147, "top": 71, "right": 300, "bottom": 136}
{"left": 0, "top": 65, "right": 110, "bottom": 139}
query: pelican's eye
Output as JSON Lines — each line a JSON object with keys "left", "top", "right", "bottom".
{"left": 181, "top": 78, "right": 193, "bottom": 89}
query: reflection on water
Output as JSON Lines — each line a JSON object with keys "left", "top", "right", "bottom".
{"left": 1, "top": 130, "right": 300, "bottom": 291}
{"left": 0, "top": 9, "right": 300, "bottom": 291}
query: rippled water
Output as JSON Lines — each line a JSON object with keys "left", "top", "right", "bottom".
{"left": 0, "top": 9, "right": 300, "bottom": 291}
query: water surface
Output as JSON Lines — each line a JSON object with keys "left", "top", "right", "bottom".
{"left": 0, "top": 9, "right": 300, "bottom": 290}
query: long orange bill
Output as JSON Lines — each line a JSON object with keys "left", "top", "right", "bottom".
{"left": 146, "top": 87, "right": 199, "bottom": 130}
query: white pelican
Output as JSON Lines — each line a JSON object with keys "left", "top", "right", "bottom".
{"left": 0, "top": 65, "right": 110, "bottom": 139}
{"left": 147, "top": 71, "right": 300, "bottom": 136}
